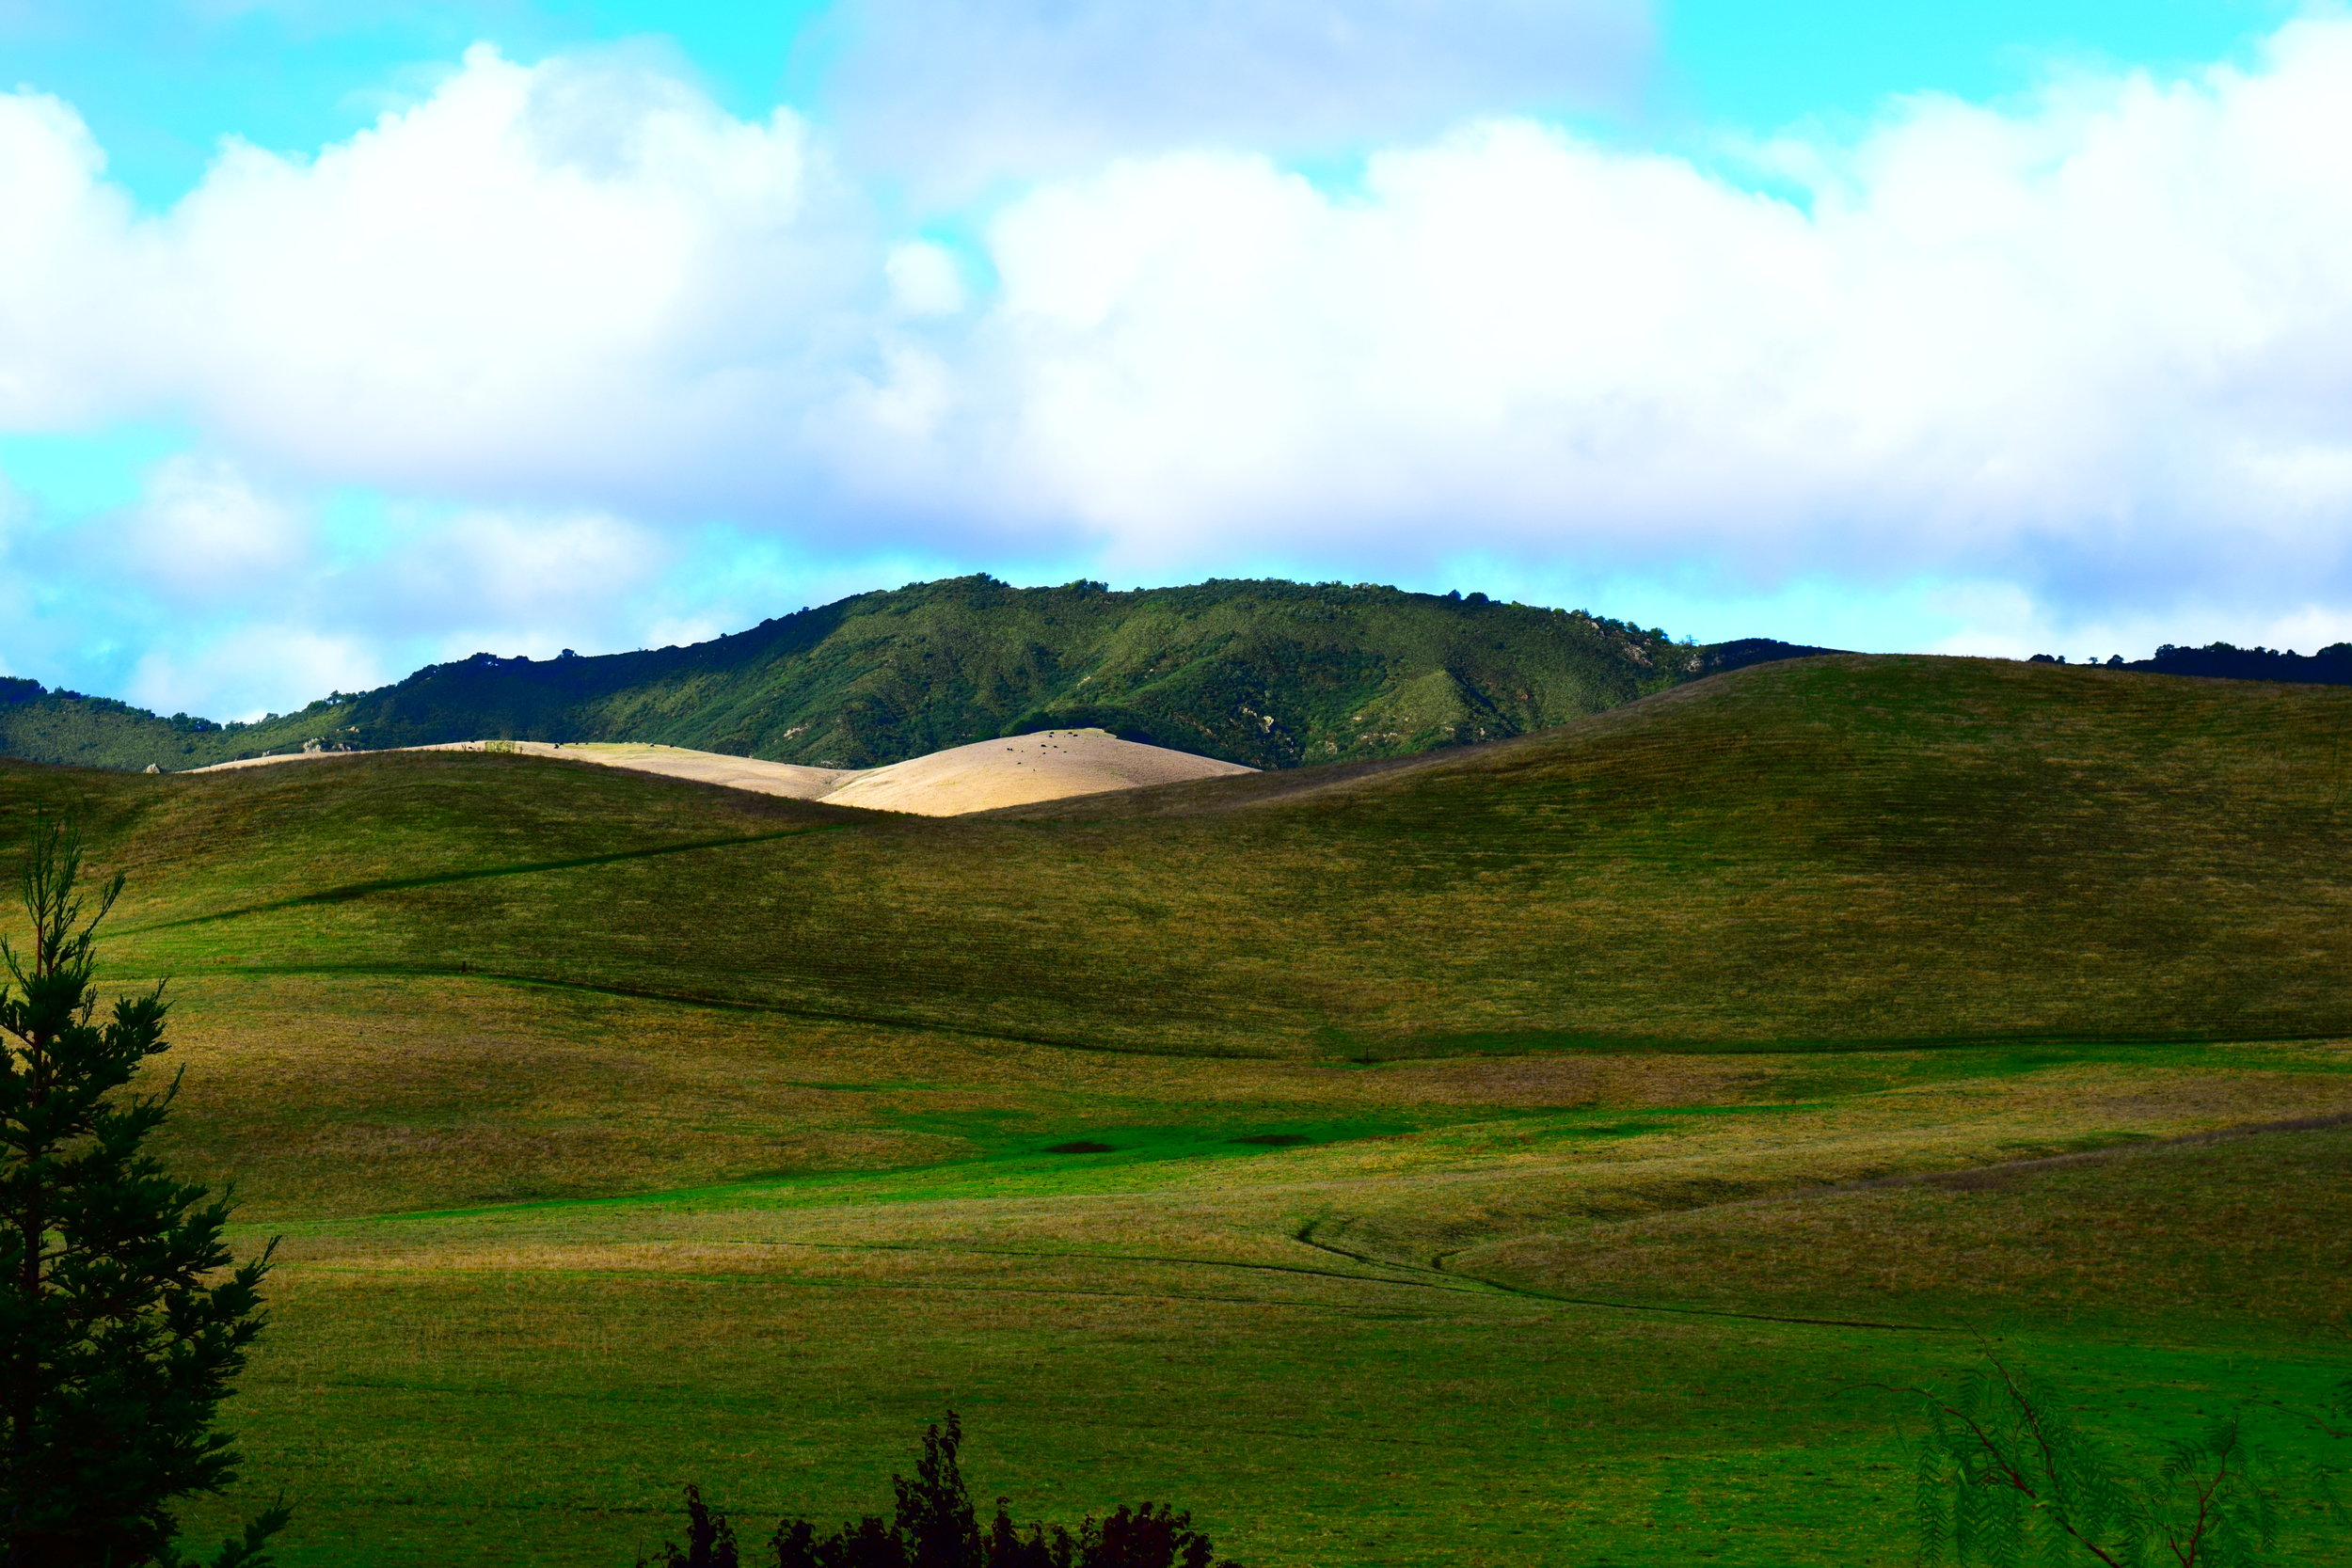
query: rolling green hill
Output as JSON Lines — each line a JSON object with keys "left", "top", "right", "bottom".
{"left": 0, "top": 576, "right": 1829, "bottom": 772}
{"left": 5, "top": 653, "right": 2348, "bottom": 1567}
{"left": 19, "top": 652, "right": 2352, "bottom": 1056}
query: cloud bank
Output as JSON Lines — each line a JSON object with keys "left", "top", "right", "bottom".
{"left": 6, "top": 13, "right": 2352, "bottom": 710}
{"left": 803, "top": 0, "right": 1654, "bottom": 194}
{"left": 0, "top": 46, "right": 864, "bottom": 511}
{"left": 887, "top": 19, "right": 2352, "bottom": 608}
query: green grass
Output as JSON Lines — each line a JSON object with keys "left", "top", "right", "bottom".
{"left": 0, "top": 654, "right": 2346, "bottom": 1564}
{"left": 39, "top": 653, "right": 2352, "bottom": 1053}
{"left": 1464, "top": 1119, "right": 2352, "bottom": 1339}
{"left": 147, "top": 992, "right": 2345, "bottom": 1567}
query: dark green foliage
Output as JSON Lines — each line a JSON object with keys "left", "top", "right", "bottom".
{"left": 1912, "top": 1357, "right": 2280, "bottom": 1567}
{"left": 646, "top": 1416, "right": 1235, "bottom": 1568}
{"left": 0, "top": 820, "right": 280, "bottom": 1567}
{"left": 892, "top": 1410, "right": 976, "bottom": 1568}
{"left": 2123, "top": 643, "right": 2352, "bottom": 685}
{"left": 2297, "top": 1381, "right": 2352, "bottom": 1530}
{"left": 0, "top": 576, "right": 1831, "bottom": 772}
{"left": 0, "top": 683, "right": 261, "bottom": 775}
{"left": 974, "top": 1504, "right": 1220, "bottom": 1568}
{"left": 653, "top": 1486, "right": 738, "bottom": 1568}
{"left": 155, "top": 1506, "right": 294, "bottom": 1568}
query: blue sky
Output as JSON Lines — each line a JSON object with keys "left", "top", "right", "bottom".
{"left": 12, "top": 2, "right": 2296, "bottom": 208}
{"left": 0, "top": 0, "right": 2342, "bottom": 717}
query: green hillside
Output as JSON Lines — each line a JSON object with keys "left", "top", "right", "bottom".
{"left": 1, "top": 652, "right": 2346, "bottom": 1566}
{"left": 30, "top": 653, "right": 2352, "bottom": 1055}
{"left": 0, "top": 576, "right": 1826, "bottom": 772}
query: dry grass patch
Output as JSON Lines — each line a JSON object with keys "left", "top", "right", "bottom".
{"left": 1463, "top": 1123, "right": 2352, "bottom": 1338}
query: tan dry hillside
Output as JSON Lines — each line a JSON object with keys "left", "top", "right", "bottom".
{"left": 818, "top": 728, "right": 1256, "bottom": 814}
{"left": 188, "top": 728, "right": 1252, "bottom": 816}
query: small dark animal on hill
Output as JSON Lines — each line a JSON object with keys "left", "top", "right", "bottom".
{"left": 639, "top": 1414, "right": 1239, "bottom": 1568}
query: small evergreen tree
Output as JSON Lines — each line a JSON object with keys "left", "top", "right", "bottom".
{"left": 0, "top": 818, "right": 285, "bottom": 1567}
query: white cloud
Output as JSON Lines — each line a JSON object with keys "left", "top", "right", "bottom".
{"left": 1921, "top": 589, "right": 2352, "bottom": 666}
{"left": 803, "top": 0, "right": 1653, "bottom": 196}
{"left": 884, "top": 241, "right": 964, "bottom": 317}
{"left": 125, "top": 626, "right": 387, "bottom": 723}
{"left": 8, "top": 17, "right": 2352, "bottom": 711}
{"left": 0, "top": 44, "right": 871, "bottom": 510}
{"left": 115, "top": 453, "right": 308, "bottom": 596}
{"left": 16, "top": 454, "right": 683, "bottom": 718}
{"left": 0, "top": 91, "right": 151, "bottom": 427}
{"left": 830, "top": 17, "right": 2352, "bottom": 619}
{"left": 383, "top": 506, "right": 667, "bottom": 636}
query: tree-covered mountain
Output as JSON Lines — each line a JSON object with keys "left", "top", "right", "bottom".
{"left": 0, "top": 576, "right": 1836, "bottom": 773}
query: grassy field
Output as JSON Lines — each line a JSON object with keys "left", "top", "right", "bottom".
{"left": 1, "top": 654, "right": 2346, "bottom": 1564}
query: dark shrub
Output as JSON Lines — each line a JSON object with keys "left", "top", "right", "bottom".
{"left": 644, "top": 1415, "right": 1238, "bottom": 1568}
{"left": 648, "top": 1485, "right": 739, "bottom": 1568}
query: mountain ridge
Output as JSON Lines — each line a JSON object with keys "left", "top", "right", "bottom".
{"left": 0, "top": 575, "right": 1837, "bottom": 773}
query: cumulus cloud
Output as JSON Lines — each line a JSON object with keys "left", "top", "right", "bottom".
{"left": 124, "top": 626, "right": 388, "bottom": 723}
{"left": 0, "top": 90, "right": 151, "bottom": 426}
{"left": 114, "top": 454, "right": 309, "bottom": 596}
{"left": 4, "top": 450, "right": 677, "bottom": 718}
{"left": 0, "top": 44, "right": 871, "bottom": 511}
{"left": 8, "top": 16, "right": 2352, "bottom": 714}
{"left": 833, "top": 16, "right": 2352, "bottom": 615}
{"left": 803, "top": 0, "right": 1653, "bottom": 195}
{"left": 377, "top": 506, "right": 669, "bottom": 641}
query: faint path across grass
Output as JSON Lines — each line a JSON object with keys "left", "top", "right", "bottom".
{"left": 1295, "top": 1218, "right": 1955, "bottom": 1334}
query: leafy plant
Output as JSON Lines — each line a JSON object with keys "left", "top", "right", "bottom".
{"left": 2270, "top": 1376, "right": 2352, "bottom": 1531}
{"left": 0, "top": 818, "right": 285, "bottom": 1567}
{"left": 643, "top": 1413, "right": 1237, "bottom": 1568}
{"left": 1908, "top": 1355, "right": 2278, "bottom": 1568}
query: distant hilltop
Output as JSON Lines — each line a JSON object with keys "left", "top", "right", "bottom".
{"left": 0, "top": 576, "right": 1839, "bottom": 774}
{"left": 2088, "top": 641, "right": 2352, "bottom": 684}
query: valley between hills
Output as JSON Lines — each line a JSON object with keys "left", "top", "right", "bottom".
{"left": 3, "top": 645, "right": 2348, "bottom": 1565}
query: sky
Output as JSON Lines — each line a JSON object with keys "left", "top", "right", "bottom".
{"left": 0, "top": 0, "right": 2344, "bottom": 719}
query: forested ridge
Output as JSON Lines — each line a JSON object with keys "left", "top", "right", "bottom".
{"left": 0, "top": 576, "right": 1830, "bottom": 772}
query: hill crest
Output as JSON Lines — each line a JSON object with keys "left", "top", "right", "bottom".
{"left": 0, "top": 575, "right": 1836, "bottom": 774}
